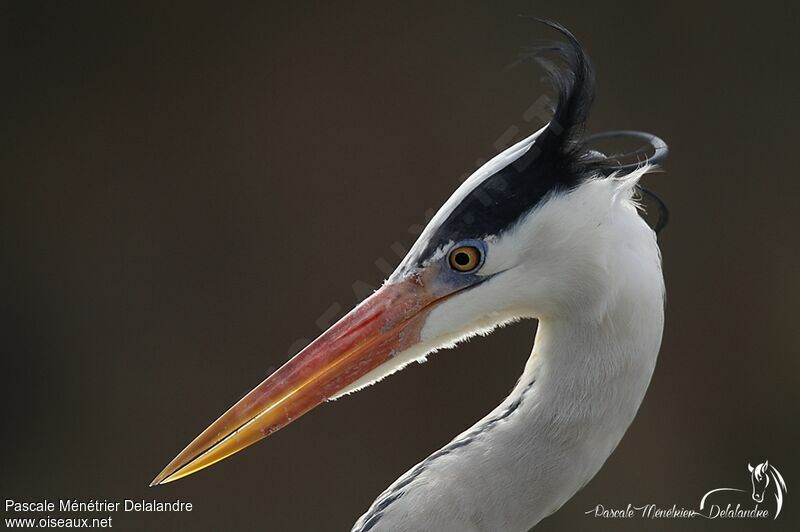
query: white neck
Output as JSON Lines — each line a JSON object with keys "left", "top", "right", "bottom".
{"left": 353, "top": 244, "right": 664, "bottom": 532}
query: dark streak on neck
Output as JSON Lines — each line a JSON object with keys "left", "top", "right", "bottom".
{"left": 354, "top": 379, "right": 537, "bottom": 532}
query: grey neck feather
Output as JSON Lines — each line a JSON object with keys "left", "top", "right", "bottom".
{"left": 353, "top": 267, "right": 664, "bottom": 532}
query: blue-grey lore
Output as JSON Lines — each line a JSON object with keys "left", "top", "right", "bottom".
{"left": 151, "top": 20, "right": 668, "bottom": 532}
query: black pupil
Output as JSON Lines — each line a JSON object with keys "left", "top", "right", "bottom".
{"left": 455, "top": 251, "right": 471, "bottom": 266}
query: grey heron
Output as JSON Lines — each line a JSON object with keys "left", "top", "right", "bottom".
{"left": 152, "top": 21, "right": 668, "bottom": 531}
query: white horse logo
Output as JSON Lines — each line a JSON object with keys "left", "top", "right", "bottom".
{"left": 749, "top": 461, "right": 787, "bottom": 514}
{"left": 699, "top": 460, "right": 787, "bottom": 519}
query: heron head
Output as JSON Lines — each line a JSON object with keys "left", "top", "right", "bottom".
{"left": 151, "top": 21, "right": 666, "bottom": 486}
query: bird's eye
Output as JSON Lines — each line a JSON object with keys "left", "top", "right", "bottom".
{"left": 448, "top": 245, "right": 482, "bottom": 273}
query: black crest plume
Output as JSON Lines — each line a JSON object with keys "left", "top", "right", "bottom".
{"left": 414, "top": 20, "right": 599, "bottom": 264}
{"left": 514, "top": 19, "right": 597, "bottom": 178}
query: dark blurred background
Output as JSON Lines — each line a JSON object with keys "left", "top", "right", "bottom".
{"left": 2, "top": 2, "right": 798, "bottom": 531}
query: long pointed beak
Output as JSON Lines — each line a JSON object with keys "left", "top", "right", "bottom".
{"left": 151, "top": 276, "right": 440, "bottom": 486}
